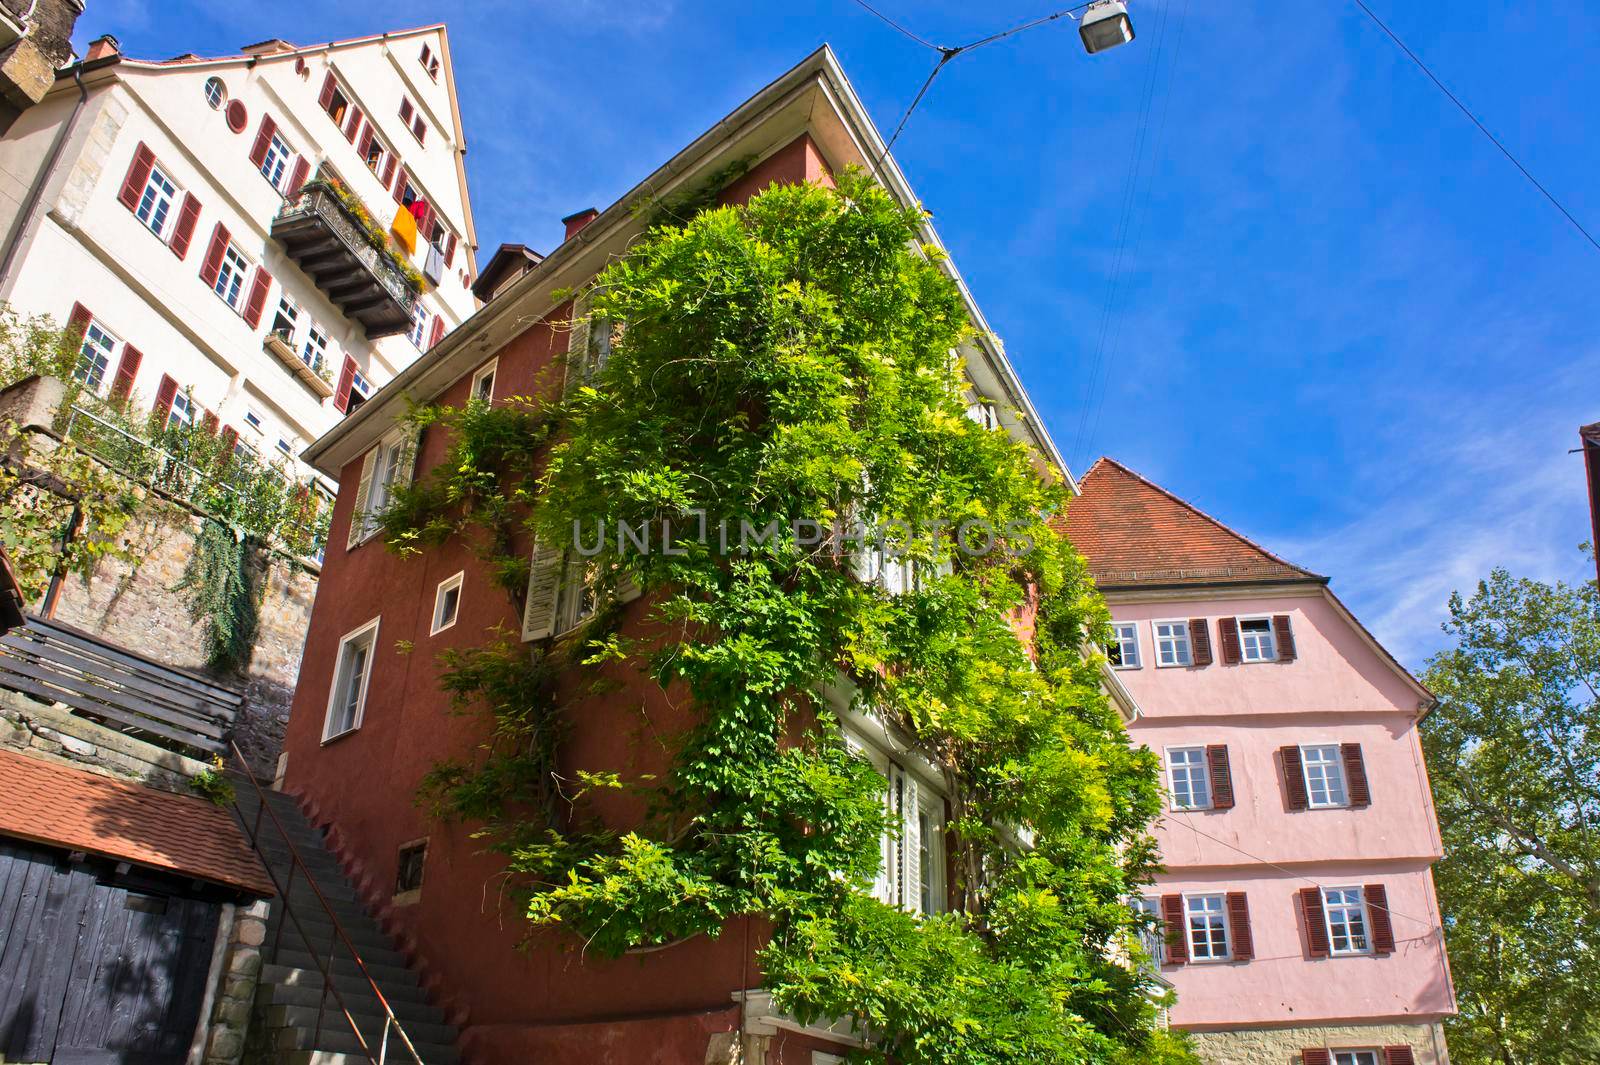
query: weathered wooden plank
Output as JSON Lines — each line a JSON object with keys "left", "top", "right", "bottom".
{"left": 0, "top": 634, "right": 235, "bottom": 727}
{"left": 0, "top": 655, "right": 228, "bottom": 742}
{"left": 24, "top": 618, "right": 243, "bottom": 703}
{"left": 0, "top": 667, "right": 225, "bottom": 755}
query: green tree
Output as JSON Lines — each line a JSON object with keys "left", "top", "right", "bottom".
{"left": 1423, "top": 565, "right": 1600, "bottom": 1064}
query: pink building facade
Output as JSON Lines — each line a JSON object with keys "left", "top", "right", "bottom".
{"left": 1068, "top": 459, "right": 1455, "bottom": 1065}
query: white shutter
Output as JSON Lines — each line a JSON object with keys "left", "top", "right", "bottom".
{"left": 903, "top": 771, "right": 922, "bottom": 914}
{"left": 616, "top": 568, "right": 641, "bottom": 603}
{"left": 345, "top": 447, "right": 377, "bottom": 550}
{"left": 521, "top": 539, "right": 563, "bottom": 641}
{"left": 562, "top": 290, "right": 592, "bottom": 396}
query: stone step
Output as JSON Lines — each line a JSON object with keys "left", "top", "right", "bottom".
{"left": 267, "top": 951, "right": 427, "bottom": 1001}
{"left": 261, "top": 1003, "right": 456, "bottom": 1051}
{"left": 269, "top": 910, "right": 393, "bottom": 953}
{"left": 270, "top": 1020, "right": 459, "bottom": 1063}
{"left": 270, "top": 922, "right": 410, "bottom": 969}
{"left": 258, "top": 976, "right": 446, "bottom": 1026}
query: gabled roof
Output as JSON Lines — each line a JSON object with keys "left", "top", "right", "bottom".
{"left": 471, "top": 243, "right": 544, "bottom": 302}
{"left": 0, "top": 749, "right": 273, "bottom": 897}
{"left": 1062, "top": 457, "right": 1324, "bottom": 589}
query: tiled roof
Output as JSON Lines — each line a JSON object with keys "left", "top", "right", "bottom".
{"left": 0, "top": 748, "right": 273, "bottom": 897}
{"left": 1060, "top": 458, "right": 1324, "bottom": 588}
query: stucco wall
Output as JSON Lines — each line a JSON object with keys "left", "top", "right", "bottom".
{"left": 1189, "top": 1021, "right": 1449, "bottom": 1065}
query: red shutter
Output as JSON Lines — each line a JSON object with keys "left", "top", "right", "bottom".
{"left": 248, "top": 113, "right": 277, "bottom": 168}
{"left": 1299, "top": 887, "right": 1330, "bottom": 958}
{"left": 1225, "top": 892, "right": 1253, "bottom": 960}
{"left": 1342, "top": 743, "right": 1371, "bottom": 807}
{"left": 152, "top": 374, "right": 178, "bottom": 426}
{"left": 427, "top": 315, "right": 445, "bottom": 350}
{"left": 199, "top": 222, "right": 229, "bottom": 287}
{"left": 318, "top": 72, "right": 336, "bottom": 111}
{"left": 1160, "top": 894, "right": 1187, "bottom": 964}
{"left": 110, "top": 344, "right": 142, "bottom": 401}
{"left": 1301, "top": 1052, "right": 1331, "bottom": 1065}
{"left": 399, "top": 97, "right": 413, "bottom": 122}
{"left": 1206, "top": 745, "right": 1235, "bottom": 809}
{"left": 117, "top": 143, "right": 156, "bottom": 211}
{"left": 1366, "top": 884, "right": 1396, "bottom": 954}
{"left": 169, "top": 193, "right": 201, "bottom": 259}
{"left": 285, "top": 158, "right": 310, "bottom": 199}
{"left": 1282, "top": 746, "right": 1309, "bottom": 810}
{"left": 1383, "top": 1047, "right": 1415, "bottom": 1065}
{"left": 66, "top": 301, "right": 91, "bottom": 343}
{"left": 413, "top": 118, "right": 426, "bottom": 145}
{"left": 381, "top": 154, "right": 396, "bottom": 186}
{"left": 243, "top": 267, "right": 273, "bottom": 328}
{"left": 344, "top": 105, "right": 363, "bottom": 143}
{"left": 1273, "top": 614, "right": 1297, "bottom": 660}
{"left": 333, "top": 356, "right": 357, "bottom": 413}
{"left": 219, "top": 425, "right": 239, "bottom": 460}
{"left": 444, "top": 231, "right": 457, "bottom": 268}
{"left": 357, "top": 123, "right": 374, "bottom": 161}
{"left": 392, "top": 166, "right": 408, "bottom": 204}
{"left": 1218, "top": 617, "right": 1241, "bottom": 663}
{"left": 1188, "top": 618, "right": 1212, "bottom": 666}
{"left": 201, "top": 410, "right": 219, "bottom": 436}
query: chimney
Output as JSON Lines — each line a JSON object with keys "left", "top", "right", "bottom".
{"left": 85, "top": 35, "right": 120, "bottom": 62}
{"left": 562, "top": 208, "right": 599, "bottom": 241}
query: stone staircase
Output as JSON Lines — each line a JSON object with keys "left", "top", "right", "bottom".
{"left": 232, "top": 781, "right": 461, "bottom": 1065}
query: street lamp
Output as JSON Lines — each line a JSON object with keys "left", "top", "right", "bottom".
{"left": 1079, "top": 1, "right": 1135, "bottom": 54}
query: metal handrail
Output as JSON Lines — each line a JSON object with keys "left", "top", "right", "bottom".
{"left": 227, "top": 741, "right": 426, "bottom": 1064}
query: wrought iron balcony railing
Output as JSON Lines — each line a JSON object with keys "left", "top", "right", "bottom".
{"left": 271, "top": 183, "right": 419, "bottom": 339}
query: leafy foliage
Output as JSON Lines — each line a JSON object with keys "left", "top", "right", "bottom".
{"left": 1423, "top": 564, "right": 1600, "bottom": 1063}
{"left": 172, "top": 518, "right": 261, "bottom": 671}
{"left": 390, "top": 172, "right": 1183, "bottom": 1063}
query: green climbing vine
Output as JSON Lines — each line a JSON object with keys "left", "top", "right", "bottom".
{"left": 384, "top": 171, "right": 1194, "bottom": 1064}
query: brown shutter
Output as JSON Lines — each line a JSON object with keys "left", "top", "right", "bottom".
{"left": 399, "top": 97, "right": 413, "bottom": 122}
{"left": 66, "top": 301, "right": 91, "bottom": 343}
{"left": 219, "top": 425, "right": 239, "bottom": 459}
{"left": 318, "top": 72, "right": 336, "bottom": 111}
{"left": 1366, "top": 884, "right": 1396, "bottom": 954}
{"left": 169, "top": 193, "right": 201, "bottom": 259}
{"left": 117, "top": 143, "right": 156, "bottom": 211}
{"left": 248, "top": 114, "right": 277, "bottom": 168}
{"left": 1218, "top": 616, "right": 1241, "bottom": 664}
{"left": 413, "top": 118, "right": 426, "bottom": 145}
{"left": 110, "top": 344, "right": 142, "bottom": 401}
{"left": 444, "top": 231, "right": 457, "bottom": 268}
{"left": 357, "top": 123, "right": 374, "bottom": 161}
{"left": 393, "top": 166, "right": 408, "bottom": 204}
{"left": 243, "top": 267, "right": 272, "bottom": 328}
{"left": 333, "top": 356, "right": 357, "bottom": 413}
{"left": 1282, "top": 746, "right": 1309, "bottom": 810}
{"left": 1160, "top": 894, "right": 1187, "bottom": 964}
{"left": 1225, "top": 892, "right": 1253, "bottom": 960}
{"left": 344, "top": 106, "right": 363, "bottom": 143}
{"left": 1383, "top": 1047, "right": 1415, "bottom": 1065}
{"left": 381, "top": 154, "right": 397, "bottom": 186}
{"left": 1342, "top": 743, "right": 1371, "bottom": 807}
{"left": 1188, "top": 618, "right": 1212, "bottom": 666}
{"left": 427, "top": 314, "right": 445, "bottom": 350}
{"left": 1301, "top": 1052, "right": 1332, "bottom": 1065}
{"left": 152, "top": 374, "right": 178, "bottom": 426}
{"left": 1299, "top": 887, "right": 1330, "bottom": 957}
{"left": 199, "top": 222, "right": 229, "bottom": 287}
{"left": 285, "top": 158, "right": 310, "bottom": 199}
{"left": 201, "top": 410, "right": 219, "bottom": 436}
{"left": 1206, "top": 745, "right": 1235, "bottom": 809}
{"left": 1273, "top": 614, "right": 1297, "bottom": 660}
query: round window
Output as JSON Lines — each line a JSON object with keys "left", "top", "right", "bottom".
{"left": 204, "top": 77, "right": 225, "bottom": 110}
{"left": 225, "top": 99, "right": 247, "bottom": 134}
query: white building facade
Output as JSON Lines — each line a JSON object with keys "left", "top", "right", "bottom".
{"left": 0, "top": 26, "right": 477, "bottom": 476}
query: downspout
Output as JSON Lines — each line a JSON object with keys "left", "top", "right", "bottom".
{"left": 0, "top": 61, "right": 89, "bottom": 292}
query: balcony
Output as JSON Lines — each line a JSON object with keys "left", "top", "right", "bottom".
{"left": 271, "top": 181, "right": 420, "bottom": 338}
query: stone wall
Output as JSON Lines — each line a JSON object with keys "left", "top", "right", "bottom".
{"left": 0, "top": 687, "right": 212, "bottom": 790}
{"left": 202, "top": 900, "right": 269, "bottom": 1065}
{"left": 1188, "top": 1021, "right": 1450, "bottom": 1065}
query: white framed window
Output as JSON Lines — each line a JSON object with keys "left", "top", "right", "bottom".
{"left": 1165, "top": 747, "right": 1212, "bottom": 810}
{"left": 1107, "top": 621, "right": 1140, "bottom": 668}
{"left": 363, "top": 132, "right": 391, "bottom": 179}
{"left": 470, "top": 359, "right": 497, "bottom": 403}
{"left": 1332, "top": 1051, "right": 1381, "bottom": 1065}
{"left": 204, "top": 76, "right": 226, "bottom": 109}
{"left": 1185, "top": 894, "right": 1230, "bottom": 961}
{"left": 276, "top": 437, "right": 294, "bottom": 457}
{"left": 965, "top": 399, "right": 999, "bottom": 431}
{"left": 1153, "top": 620, "right": 1192, "bottom": 667}
{"left": 1301, "top": 744, "right": 1349, "bottom": 808}
{"left": 553, "top": 555, "right": 597, "bottom": 636}
{"left": 1322, "top": 887, "right": 1371, "bottom": 955}
{"left": 302, "top": 323, "right": 330, "bottom": 375}
{"left": 75, "top": 321, "right": 118, "bottom": 395}
{"left": 431, "top": 572, "right": 463, "bottom": 635}
{"left": 214, "top": 243, "right": 251, "bottom": 309}
{"left": 243, "top": 408, "right": 263, "bottom": 433}
{"left": 260, "top": 130, "right": 294, "bottom": 190}
{"left": 1238, "top": 616, "right": 1277, "bottom": 662}
{"left": 323, "top": 617, "right": 379, "bottom": 741}
{"left": 350, "top": 367, "right": 372, "bottom": 401}
{"left": 350, "top": 428, "right": 416, "bottom": 545}
{"left": 408, "top": 303, "right": 431, "bottom": 349}
{"left": 419, "top": 43, "right": 440, "bottom": 79}
{"left": 270, "top": 295, "right": 299, "bottom": 340}
{"left": 914, "top": 785, "right": 945, "bottom": 915}
{"left": 846, "top": 728, "right": 946, "bottom": 917}
{"left": 136, "top": 164, "right": 179, "bottom": 239}
{"left": 168, "top": 390, "right": 195, "bottom": 430}
{"left": 1129, "top": 896, "right": 1163, "bottom": 968}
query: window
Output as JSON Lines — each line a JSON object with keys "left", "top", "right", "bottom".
{"left": 470, "top": 359, "right": 497, "bottom": 403}
{"left": 1333, "top": 1051, "right": 1381, "bottom": 1065}
{"left": 302, "top": 323, "right": 330, "bottom": 375}
{"left": 351, "top": 430, "right": 415, "bottom": 543}
{"left": 554, "top": 555, "right": 597, "bottom": 636}
{"left": 350, "top": 367, "right": 372, "bottom": 401}
{"left": 1301, "top": 745, "right": 1349, "bottom": 808}
{"left": 1323, "top": 888, "right": 1371, "bottom": 955}
{"left": 204, "top": 77, "right": 226, "bottom": 109}
{"left": 1239, "top": 616, "right": 1277, "bottom": 661}
{"left": 395, "top": 840, "right": 427, "bottom": 896}
{"left": 260, "top": 130, "right": 293, "bottom": 190}
{"left": 214, "top": 243, "right": 250, "bottom": 309}
{"left": 432, "top": 572, "right": 463, "bottom": 634}
{"left": 965, "top": 400, "right": 998, "bottom": 431}
{"left": 324, "top": 617, "right": 378, "bottom": 740}
{"left": 270, "top": 295, "right": 299, "bottom": 340}
{"left": 399, "top": 96, "right": 428, "bottom": 144}
{"left": 1153, "top": 620, "right": 1192, "bottom": 667}
{"left": 363, "top": 132, "right": 390, "bottom": 178}
{"left": 419, "top": 43, "right": 440, "bottom": 79}
{"left": 168, "top": 390, "right": 195, "bottom": 430}
{"left": 75, "top": 321, "right": 118, "bottom": 394}
{"left": 276, "top": 437, "right": 293, "bottom": 457}
{"left": 408, "top": 303, "right": 431, "bottom": 348}
{"left": 322, "top": 78, "right": 351, "bottom": 126}
{"left": 1107, "top": 622, "right": 1140, "bottom": 668}
{"left": 1130, "top": 897, "right": 1163, "bottom": 967}
{"left": 915, "top": 787, "right": 944, "bottom": 915}
{"left": 243, "top": 408, "right": 263, "bottom": 432}
{"left": 1166, "top": 747, "right": 1212, "bottom": 810}
{"left": 883, "top": 762, "right": 944, "bottom": 916}
{"left": 135, "top": 164, "right": 179, "bottom": 239}
{"left": 1185, "top": 894, "right": 1230, "bottom": 961}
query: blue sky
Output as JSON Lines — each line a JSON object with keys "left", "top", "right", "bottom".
{"left": 78, "top": 2, "right": 1600, "bottom": 667}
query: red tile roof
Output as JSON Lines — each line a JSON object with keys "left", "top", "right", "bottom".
{"left": 1060, "top": 457, "right": 1323, "bottom": 588}
{"left": 0, "top": 748, "right": 272, "bottom": 896}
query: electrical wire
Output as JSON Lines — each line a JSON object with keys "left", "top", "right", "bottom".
{"left": 1350, "top": 0, "right": 1600, "bottom": 255}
